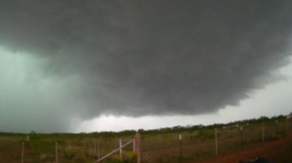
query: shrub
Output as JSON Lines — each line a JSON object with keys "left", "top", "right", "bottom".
{"left": 197, "top": 129, "right": 215, "bottom": 139}
{"left": 109, "top": 151, "right": 137, "bottom": 163}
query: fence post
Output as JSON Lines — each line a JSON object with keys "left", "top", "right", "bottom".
{"left": 179, "top": 134, "right": 182, "bottom": 163}
{"left": 56, "top": 142, "right": 58, "bottom": 163}
{"left": 215, "top": 128, "right": 218, "bottom": 156}
{"left": 240, "top": 126, "right": 243, "bottom": 150}
{"left": 21, "top": 142, "right": 25, "bottom": 163}
{"left": 262, "top": 122, "right": 265, "bottom": 142}
{"left": 133, "top": 139, "right": 135, "bottom": 152}
{"left": 95, "top": 141, "right": 99, "bottom": 160}
{"left": 98, "top": 141, "right": 100, "bottom": 160}
{"left": 92, "top": 140, "right": 95, "bottom": 160}
{"left": 276, "top": 120, "right": 279, "bottom": 134}
{"left": 119, "top": 139, "right": 122, "bottom": 160}
{"left": 286, "top": 117, "right": 289, "bottom": 134}
{"left": 94, "top": 141, "right": 96, "bottom": 160}
{"left": 135, "top": 133, "right": 141, "bottom": 163}
{"left": 286, "top": 118, "right": 288, "bottom": 134}
{"left": 69, "top": 140, "right": 71, "bottom": 149}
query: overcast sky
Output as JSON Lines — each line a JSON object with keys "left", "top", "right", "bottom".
{"left": 0, "top": 0, "right": 292, "bottom": 133}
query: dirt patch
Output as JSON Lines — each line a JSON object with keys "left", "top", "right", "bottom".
{"left": 194, "top": 132, "right": 292, "bottom": 163}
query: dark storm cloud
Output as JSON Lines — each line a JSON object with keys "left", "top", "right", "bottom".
{"left": 1, "top": 0, "right": 292, "bottom": 132}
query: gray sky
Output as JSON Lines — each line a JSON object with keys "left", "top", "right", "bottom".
{"left": 77, "top": 60, "right": 292, "bottom": 132}
{"left": 0, "top": 0, "right": 292, "bottom": 133}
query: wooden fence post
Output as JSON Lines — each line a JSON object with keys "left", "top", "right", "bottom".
{"left": 286, "top": 117, "right": 289, "bottom": 134}
{"left": 133, "top": 139, "right": 135, "bottom": 152}
{"left": 119, "top": 139, "right": 122, "bottom": 160}
{"left": 240, "top": 126, "right": 243, "bottom": 150}
{"left": 21, "top": 142, "right": 25, "bottom": 163}
{"left": 262, "top": 122, "right": 265, "bottom": 142}
{"left": 215, "top": 128, "right": 218, "bottom": 156}
{"left": 286, "top": 118, "right": 288, "bottom": 133}
{"left": 276, "top": 120, "right": 279, "bottom": 134}
{"left": 94, "top": 141, "right": 96, "bottom": 160}
{"left": 98, "top": 141, "right": 100, "bottom": 160}
{"left": 135, "top": 133, "right": 141, "bottom": 163}
{"left": 179, "top": 134, "right": 182, "bottom": 163}
{"left": 94, "top": 140, "right": 99, "bottom": 160}
{"left": 69, "top": 140, "right": 71, "bottom": 149}
{"left": 56, "top": 142, "right": 58, "bottom": 163}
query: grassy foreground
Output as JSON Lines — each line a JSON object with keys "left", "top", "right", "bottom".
{"left": 0, "top": 115, "right": 291, "bottom": 163}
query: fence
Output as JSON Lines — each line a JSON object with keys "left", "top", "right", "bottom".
{"left": 95, "top": 137, "right": 137, "bottom": 163}
{"left": 140, "top": 118, "right": 292, "bottom": 163}
{"left": 0, "top": 118, "right": 291, "bottom": 163}
{"left": 0, "top": 134, "right": 139, "bottom": 163}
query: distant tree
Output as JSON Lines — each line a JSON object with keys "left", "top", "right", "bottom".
{"left": 29, "top": 130, "right": 41, "bottom": 140}
{"left": 258, "top": 116, "right": 269, "bottom": 121}
{"left": 276, "top": 114, "right": 285, "bottom": 119}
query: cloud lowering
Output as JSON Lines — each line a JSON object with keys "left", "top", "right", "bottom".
{"left": 0, "top": 1, "right": 292, "bottom": 132}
